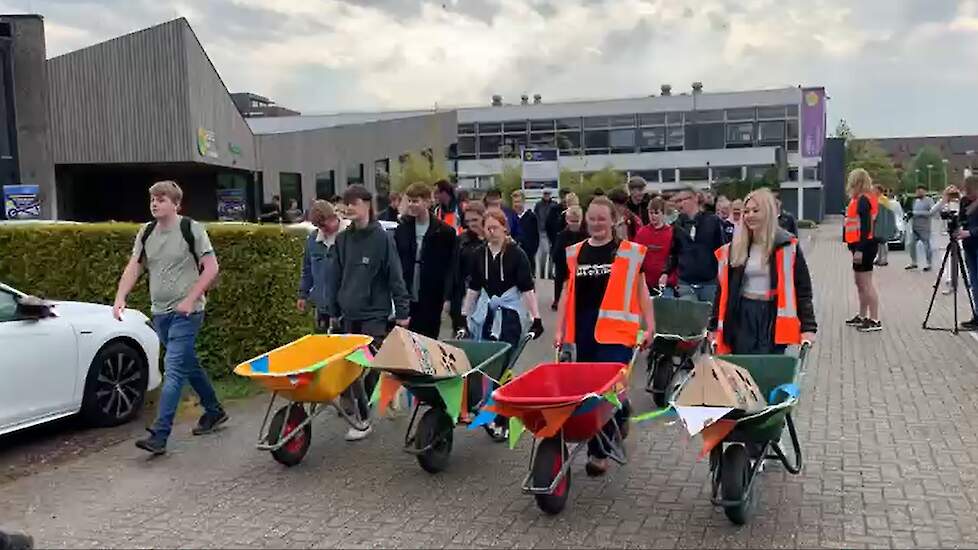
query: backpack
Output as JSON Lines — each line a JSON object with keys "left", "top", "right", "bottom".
{"left": 139, "top": 217, "right": 217, "bottom": 290}
{"left": 873, "top": 204, "right": 898, "bottom": 242}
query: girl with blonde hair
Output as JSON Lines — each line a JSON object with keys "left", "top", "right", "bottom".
{"left": 709, "top": 188, "right": 817, "bottom": 354}
{"left": 843, "top": 168, "right": 882, "bottom": 332}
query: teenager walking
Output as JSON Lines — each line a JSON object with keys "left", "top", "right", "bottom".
{"left": 114, "top": 181, "right": 226, "bottom": 455}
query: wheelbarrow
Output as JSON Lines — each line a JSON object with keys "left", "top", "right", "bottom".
{"left": 646, "top": 296, "right": 712, "bottom": 407}
{"left": 707, "top": 343, "right": 811, "bottom": 524}
{"left": 489, "top": 355, "right": 635, "bottom": 515}
{"left": 233, "top": 334, "right": 374, "bottom": 466}
{"left": 382, "top": 334, "right": 532, "bottom": 473}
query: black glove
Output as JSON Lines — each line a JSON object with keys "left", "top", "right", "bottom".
{"left": 530, "top": 318, "right": 544, "bottom": 340}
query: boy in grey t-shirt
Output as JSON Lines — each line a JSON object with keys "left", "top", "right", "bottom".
{"left": 113, "top": 180, "right": 226, "bottom": 455}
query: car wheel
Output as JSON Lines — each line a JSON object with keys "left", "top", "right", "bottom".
{"left": 81, "top": 341, "right": 149, "bottom": 427}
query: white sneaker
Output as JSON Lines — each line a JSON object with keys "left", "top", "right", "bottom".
{"left": 345, "top": 425, "right": 372, "bottom": 442}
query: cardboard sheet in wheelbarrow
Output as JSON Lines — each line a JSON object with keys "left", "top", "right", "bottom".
{"left": 370, "top": 327, "right": 472, "bottom": 378}
{"left": 673, "top": 355, "right": 767, "bottom": 436}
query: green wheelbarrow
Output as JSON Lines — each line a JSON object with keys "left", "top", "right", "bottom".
{"left": 708, "top": 343, "right": 811, "bottom": 525}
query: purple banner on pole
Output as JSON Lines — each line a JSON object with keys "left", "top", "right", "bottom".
{"left": 801, "top": 87, "right": 826, "bottom": 158}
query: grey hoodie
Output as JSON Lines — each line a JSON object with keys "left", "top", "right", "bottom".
{"left": 329, "top": 220, "right": 410, "bottom": 322}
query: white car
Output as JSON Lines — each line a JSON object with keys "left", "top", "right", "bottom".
{"left": 0, "top": 282, "right": 162, "bottom": 436}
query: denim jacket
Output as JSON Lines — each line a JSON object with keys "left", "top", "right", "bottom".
{"left": 298, "top": 231, "right": 338, "bottom": 314}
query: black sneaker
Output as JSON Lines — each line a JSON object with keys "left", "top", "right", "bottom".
{"left": 922, "top": 266, "right": 932, "bottom": 272}
{"left": 905, "top": 264, "right": 918, "bottom": 270}
{"left": 192, "top": 409, "right": 229, "bottom": 435}
{"left": 135, "top": 430, "right": 167, "bottom": 455}
{"left": 961, "top": 319, "right": 978, "bottom": 330}
{"left": 0, "top": 529, "right": 34, "bottom": 550}
{"left": 858, "top": 319, "right": 882, "bottom": 332}
{"left": 845, "top": 315, "right": 865, "bottom": 326}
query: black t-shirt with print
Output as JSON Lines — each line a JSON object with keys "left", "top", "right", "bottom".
{"left": 573, "top": 240, "right": 619, "bottom": 328}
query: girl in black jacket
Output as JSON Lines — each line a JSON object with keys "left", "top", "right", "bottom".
{"left": 709, "top": 188, "right": 817, "bottom": 354}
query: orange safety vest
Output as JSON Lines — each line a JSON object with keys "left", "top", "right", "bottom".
{"left": 714, "top": 241, "right": 802, "bottom": 354}
{"left": 843, "top": 193, "right": 879, "bottom": 244}
{"left": 437, "top": 207, "right": 464, "bottom": 235}
{"left": 563, "top": 240, "right": 647, "bottom": 346}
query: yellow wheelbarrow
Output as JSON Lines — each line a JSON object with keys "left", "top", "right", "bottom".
{"left": 234, "top": 334, "right": 373, "bottom": 466}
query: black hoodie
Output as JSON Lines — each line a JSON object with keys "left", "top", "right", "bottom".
{"left": 330, "top": 220, "right": 410, "bottom": 322}
{"left": 709, "top": 229, "right": 817, "bottom": 339}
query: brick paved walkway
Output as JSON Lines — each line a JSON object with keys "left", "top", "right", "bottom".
{"left": 2, "top": 218, "right": 978, "bottom": 549}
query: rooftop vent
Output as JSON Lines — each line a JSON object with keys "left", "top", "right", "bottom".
{"left": 491, "top": 94, "right": 502, "bottom": 106}
{"left": 660, "top": 84, "right": 672, "bottom": 96}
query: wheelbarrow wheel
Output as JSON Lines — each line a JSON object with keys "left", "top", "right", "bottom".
{"left": 532, "top": 437, "right": 570, "bottom": 515}
{"left": 267, "top": 404, "right": 311, "bottom": 467}
{"left": 721, "top": 444, "right": 752, "bottom": 525}
{"left": 650, "top": 355, "right": 673, "bottom": 408}
{"left": 416, "top": 408, "right": 453, "bottom": 474}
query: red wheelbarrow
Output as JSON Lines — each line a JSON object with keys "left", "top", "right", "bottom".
{"left": 487, "top": 360, "right": 632, "bottom": 515}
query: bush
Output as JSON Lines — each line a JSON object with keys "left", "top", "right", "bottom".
{"left": 0, "top": 222, "right": 311, "bottom": 380}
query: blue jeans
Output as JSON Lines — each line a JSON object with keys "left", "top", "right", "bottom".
{"left": 150, "top": 312, "right": 221, "bottom": 441}
{"left": 676, "top": 280, "right": 717, "bottom": 304}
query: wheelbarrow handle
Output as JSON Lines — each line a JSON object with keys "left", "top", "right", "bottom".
{"left": 798, "top": 340, "right": 813, "bottom": 370}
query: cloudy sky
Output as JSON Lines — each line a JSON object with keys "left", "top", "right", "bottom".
{"left": 7, "top": 0, "right": 978, "bottom": 137}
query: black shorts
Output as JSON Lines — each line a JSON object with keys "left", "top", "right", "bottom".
{"left": 850, "top": 241, "right": 879, "bottom": 272}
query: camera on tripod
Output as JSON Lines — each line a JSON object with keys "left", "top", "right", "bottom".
{"left": 941, "top": 191, "right": 962, "bottom": 233}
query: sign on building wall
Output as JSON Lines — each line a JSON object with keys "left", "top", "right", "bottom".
{"left": 217, "top": 188, "right": 247, "bottom": 221}
{"left": 197, "top": 127, "right": 218, "bottom": 159}
{"left": 3, "top": 185, "right": 41, "bottom": 219}
{"left": 801, "top": 87, "right": 826, "bottom": 158}
{"left": 521, "top": 148, "right": 559, "bottom": 191}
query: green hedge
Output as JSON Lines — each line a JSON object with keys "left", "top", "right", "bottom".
{"left": 0, "top": 222, "right": 311, "bottom": 380}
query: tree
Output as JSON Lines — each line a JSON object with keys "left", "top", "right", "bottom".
{"left": 391, "top": 151, "right": 450, "bottom": 193}
{"left": 906, "top": 146, "right": 947, "bottom": 193}
{"left": 492, "top": 163, "right": 522, "bottom": 205}
{"left": 847, "top": 140, "right": 901, "bottom": 191}
{"left": 565, "top": 166, "right": 625, "bottom": 207}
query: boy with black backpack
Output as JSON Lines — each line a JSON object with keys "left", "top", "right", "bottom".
{"left": 113, "top": 180, "right": 226, "bottom": 455}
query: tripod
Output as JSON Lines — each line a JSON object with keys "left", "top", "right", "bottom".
{"left": 922, "top": 238, "right": 977, "bottom": 334}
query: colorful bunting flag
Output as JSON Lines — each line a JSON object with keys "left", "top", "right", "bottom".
{"left": 370, "top": 374, "right": 402, "bottom": 416}
{"left": 250, "top": 355, "right": 269, "bottom": 374}
{"left": 603, "top": 390, "right": 622, "bottom": 409}
{"left": 699, "top": 419, "right": 736, "bottom": 458}
{"left": 674, "top": 405, "right": 734, "bottom": 437}
{"left": 434, "top": 377, "right": 465, "bottom": 424}
{"left": 535, "top": 405, "right": 577, "bottom": 439}
{"left": 345, "top": 347, "right": 374, "bottom": 367}
{"left": 630, "top": 406, "right": 674, "bottom": 423}
{"left": 508, "top": 416, "right": 524, "bottom": 449}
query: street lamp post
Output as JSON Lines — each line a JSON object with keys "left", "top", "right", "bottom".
{"left": 915, "top": 168, "right": 921, "bottom": 188}
{"left": 942, "top": 158, "right": 949, "bottom": 188}
{"left": 927, "top": 163, "right": 934, "bottom": 192}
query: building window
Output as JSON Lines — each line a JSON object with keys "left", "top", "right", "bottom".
{"left": 726, "top": 108, "right": 755, "bottom": 122}
{"left": 530, "top": 119, "right": 555, "bottom": 132}
{"left": 458, "top": 123, "right": 475, "bottom": 135}
{"left": 680, "top": 168, "right": 709, "bottom": 181}
{"left": 374, "top": 159, "right": 391, "bottom": 209}
{"left": 347, "top": 164, "right": 364, "bottom": 186}
{"left": 726, "top": 122, "right": 755, "bottom": 146}
{"left": 529, "top": 132, "right": 556, "bottom": 148}
{"left": 665, "top": 112, "right": 684, "bottom": 125}
{"left": 639, "top": 113, "right": 666, "bottom": 126}
{"left": 584, "top": 129, "right": 610, "bottom": 153}
{"left": 788, "top": 167, "right": 799, "bottom": 180}
{"left": 747, "top": 165, "right": 770, "bottom": 181}
{"left": 713, "top": 166, "right": 742, "bottom": 182}
{"left": 757, "top": 105, "right": 787, "bottom": 119}
{"left": 477, "top": 122, "right": 501, "bottom": 134}
{"left": 689, "top": 110, "right": 724, "bottom": 123}
{"left": 609, "top": 114, "right": 636, "bottom": 128}
{"left": 280, "top": 173, "right": 302, "bottom": 213}
{"left": 502, "top": 135, "right": 527, "bottom": 157}
{"left": 638, "top": 127, "right": 666, "bottom": 151}
{"left": 479, "top": 134, "right": 502, "bottom": 158}
{"left": 787, "top": 140, "right": 799, "bottom": 153}
{"left": 556, "top": 117, "right": 582, "bottom": 130}
{"left": 685, "top": 123, "right": 724, "bottom": 150}
{"left": 666, "top": 126, "right": 684, "bottom": 149}
{"left": 315, "top": 170, "right": 335, "bottom": 199}
{"left": 557, "top": 131, "right": 582, "bottom": 154}
{"left": 758, "top": 120, "right": 786, "bottom": 144}
{"left": 503, "top": 120, "right": 528, "bottom": 133}
{"left": 803, "top": 166, "right": 819, "bottom": 180}
{"left": 609, "top": 128, "right": 636, "bottom": 153}
{"left": 786, "top": 104, "right": 799, "bottom": 117}
{"left": 583, "top": 116, "right": 609, "bottom": 129}
{"left": 458, "top": 136, "right": 476, "bottom": 158}
{"left": 787, "top": 119, "right": 799, "bottom": 140}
